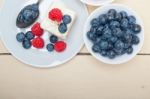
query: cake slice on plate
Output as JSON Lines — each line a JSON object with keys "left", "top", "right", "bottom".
{"left": 41, "top": 1, "right": 76, "bottom": 39}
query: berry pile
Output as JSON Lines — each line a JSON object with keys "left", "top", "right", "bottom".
{"left": 16, "top": 31, "right": 33, "bottom": 49}
{"left": 87, "top": 9, "right": 142, "bottom": 59}
{"left": 16, "top": 22, "right": 44, "bottom": 49}
{"left": 46, "top": 35, "right": 67, "bottom": 52}
{"left": 16, "top": 7, "right": 72, "bottom": 54}
{"left": 49, "top": 8, "right": 72, "bottom": 34}
{"left": 16, "top": 22, "right": 67, "bottom": 53}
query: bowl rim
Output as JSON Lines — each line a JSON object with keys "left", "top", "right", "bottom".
{"left": 83, "top": 3, "right": 145, "bottom": 65}
{"left": 80, "top": 0, "right": 114, "bottom": 6}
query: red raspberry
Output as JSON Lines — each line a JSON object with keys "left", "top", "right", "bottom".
{"left": 32, "top": 37, "right": 44, "bottom": 49}
{"left": 49, "top": 8, "right": 63, "bottom": 22}
{"left": 54, "top": 41, "right": 67, "bottom": 52}
{"left": 31, "top": 22, "right": 44, "bottom": 36}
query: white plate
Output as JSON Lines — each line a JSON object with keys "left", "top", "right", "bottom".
{"left": 80, "top": 0, "right": 114, "bottom": 6}
{"left": 83, "top": 4, "right": 144, "bottom": 64}
{"left": 0, "top": 0, "right": 88, "bottom": 68}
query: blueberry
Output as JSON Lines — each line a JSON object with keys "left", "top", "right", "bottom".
{"left": 22, "top": 39, "right": 31, "bottom": 49}
{"left": 108, "top": 9, "right": 117, "bottom": 16}
{"left": 99, "top": 14, "right": 107, "bottom": 25}
{"left": 96, "top": 32, "right": 102, "bottom": 37}
{"left": 120, "top": 11, "right": 128, "bottom": 18}
{"left": 31, "top": 4, "right": 39, "bottom": 11}
{"left": 25, "top": 31, "right": 34, "bottom": 40}
{"left": 90, "top": 27, "right": 97, "bottom": 34}
{"left": 115, "top": 40, "right": 124, "bottom": 50}
{"left": 132, "top": 35, "right": 140, "bottom": 45}
{"left": 46, "top": 43, "right": 54, "bottom": 52}
{"left": 96, "top": 26, "right": 103, "bottom": 35}
{"left": 103, "top": 28, "right": 112, "bottom": 39}
{"left": 108, "top": 43, "right": 113, "bottom": 50}
{"left": 101, "top": 36, "right": 107, "bottom": 41}
{"left": 121, "top": 18, "right": 129, "bottom": 29}
{"left": 122, "top": 33, "right": 132, "bottom": 43}
{"left": 112, "top": 28, "right": 123, "bottom": 37}
{"left": 109, "top": 21, "right": 120, "bottom": 29}
{"left": 99, "top": 41, "right": 109, "bottom": 50}
{"left": 16, "top": 32, "right": 25, "bottom": 42}
{"left": 50, "top": 35, "right": 58, "bottom": 43}
{"left": 124, "top": 43, "right": 132, "bottom": 49}
{"left": 132, "top": 24, "right": 141, "bottom": 33}
{"left": 114, "top": 48, "right": 124, "bottom": 55}
{"left": 87, "top": 31, "right": 97, "bottom": 42}
{"left": 17, "top": 14, "right": 24, "bottom": 23}
{"left": 125, "top": 29, "right": 133, "bottom": 34}
{"left": 100, "top": 50, "right": 107, "bottom": 56}
{"left": 107, "top": 14, "right": 114, "bottom": 21}
{"left": 23, "top": 9, "right": 34, "bottom": 23}
{"left": 103, "top": 24, "right": 109, "bottom": 30}
{"left": 115, "top": 13, "right": 122, "bottom": 21}
{"left": 31, "top": 11, "right": 39, "bottom": 19}
{"left": 58, "top": 23, "right": 67, "bottom": 33}
{"left": 128, "top": 15, "right": 136, "bottom": 24}
{"left": 92, "top": 44, "right": 100, "bottom": 53}
{"left": 95, "top": 38, "right": 102, "bottom": 43}
{"left": 63, "top": 15, "right": 72, "bottom": 24}
{"left": 23, "top": 5, "right": 39, "bottom": 19}
{"left": 109, "top": 36, "right": 118, "bottom": 43}
{"left": 127, "top": 47, "right": 133, "bottom": 54}
{"left": 90, "top": 18, "right": 99, "bottom": 28}
{"left": 107, "top": 51, "right": 116, "bottom": 59}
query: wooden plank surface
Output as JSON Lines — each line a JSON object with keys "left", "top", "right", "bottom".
{"left": 0, "top": 55, "right": 150, "bottom": 99}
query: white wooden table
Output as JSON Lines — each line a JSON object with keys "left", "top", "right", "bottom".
{"left": 0, "top": 0, "right": 150, "bottom": 99}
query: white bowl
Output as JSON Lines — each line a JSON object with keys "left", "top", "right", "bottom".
{"left": 80, "top": 0, "right": 114, "bottom": 6}
{"left": 83, "top": 4, "right": 144, "bottom": 64}
{"left": 0, "top": 0, "right": 88, "bottom": 68}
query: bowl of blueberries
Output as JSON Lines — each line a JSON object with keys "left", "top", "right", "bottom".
{"left": 83, "top": 4, "right": 144, "bottom": 64}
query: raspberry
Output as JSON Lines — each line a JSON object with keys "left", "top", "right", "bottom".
{"left": 31, "top": 22, "right": 43, "bottom": 36}
{"left": 54, "top": 41, "right": 67, "bottom": 52}
{"left": 49, "top": 8, "right": 63, "bottom": 22}
{"left": 32, "top": 37, "right": 44, "bottom": 49}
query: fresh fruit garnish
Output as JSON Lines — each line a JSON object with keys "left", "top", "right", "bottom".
{"left": 54, "top": 41, "right": 67, "bottom": 52}
{"left": 132, "top": 24, "right": 141, "bottom": 33}
{"left": 49, "top": 8, "right": 63, "bottom": 22}
{"left": 46, "top": 43, "right": 54, "bottom": 52}
{"left": 31, "top": 22, "right": 43, "bottom": 36}
{"left": 25, "top": 31, "right": 35, "bottom": 40}
{"left": 63, "top": 15, "right": 72, "bottom": 24}
{"left": 16, "top": 32, "right": 25, "bottom": 42}
{"left": 32, "top": 37, "right": 44, "bottom": 48}
{"left": 58, "top": 23, "right": 67, "bottom": 33}
{"left": 22, "top": 38, "right": 32, "bottom": 49}
{"left": 50, "top": 35, "right": 58, "bottom": 43}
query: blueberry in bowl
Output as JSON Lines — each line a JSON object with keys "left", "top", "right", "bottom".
{"left": 83, "top": 4, "right": 144, "bottom": 64}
